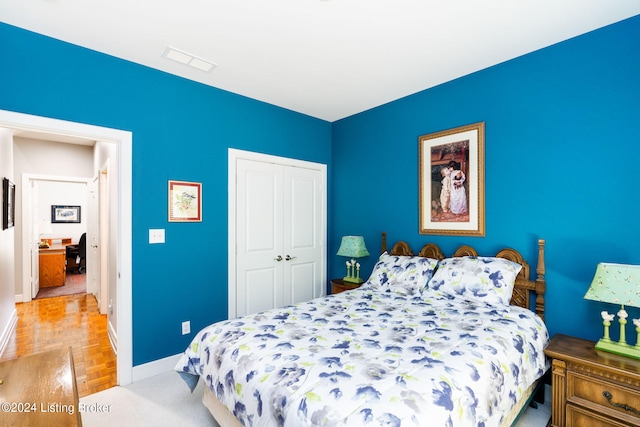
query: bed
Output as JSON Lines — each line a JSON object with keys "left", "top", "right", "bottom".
{"left": 176, "top": 233, "right": 548, "bottom": 427}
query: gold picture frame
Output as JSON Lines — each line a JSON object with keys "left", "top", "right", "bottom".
{"left": 419, "top": 122, "right": 485, "bottom": 236}
{"left": 168, "top": 180, "right": 202, "bottom": 222}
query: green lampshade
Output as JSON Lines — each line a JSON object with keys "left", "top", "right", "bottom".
{"left": 584, "top": 263, "right": 640, "bottom": 308}
{"left": 336, "top": 236, "right": 369, "bottom": 258}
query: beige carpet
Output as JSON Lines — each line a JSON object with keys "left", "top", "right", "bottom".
{"left": 80, "top": 371, "right": 551, "bottom": 426}
{"left": 80, "top": 371, "right": 214, "bottom": 427}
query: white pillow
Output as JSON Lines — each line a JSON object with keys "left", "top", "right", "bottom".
{"left": 364, "top": 252, "right": 439, "bottom": 296}
{"left": 426, "top": 256, "right": 522, "bottom": 307}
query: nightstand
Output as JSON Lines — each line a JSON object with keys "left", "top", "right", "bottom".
{"left": 331, "top": 278, "right": 362, "bottom": 294}
{"left": 544, "top": 334, "right": 640, "bottom": 427}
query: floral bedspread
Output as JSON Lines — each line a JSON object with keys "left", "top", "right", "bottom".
{"left": 175, "top": 286, "right": 548, "bottom": 427}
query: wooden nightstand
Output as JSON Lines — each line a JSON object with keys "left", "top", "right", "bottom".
{"left": 545, "top": 334, "right": 640, "bottom": 427}
{"left": 331, "top": 278, "right": 362, "bottom": 294}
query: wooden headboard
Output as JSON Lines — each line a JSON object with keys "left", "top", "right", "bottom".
{"left": 380, "top": 232, "right": 547, "bottom": 322}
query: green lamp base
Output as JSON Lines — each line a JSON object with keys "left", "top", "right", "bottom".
{"left": 595, "top": 339, "right": 640, "bottom": 360}
{"left": 343, "top": 276, "right": 364, "bottom": 284}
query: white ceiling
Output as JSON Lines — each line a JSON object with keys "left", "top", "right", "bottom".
{"left": 1, "top": 0, "right": 639, "bottom": 122}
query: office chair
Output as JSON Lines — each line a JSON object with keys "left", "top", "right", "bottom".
{"left": 66, "top": 233, "right": 87, "bottom": 274}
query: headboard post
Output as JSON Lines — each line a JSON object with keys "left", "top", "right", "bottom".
{"left": 535, "top": 239, "right": 546, "bottom": 321}
{"left": 381, "top": 232, "right": 388, "bottom": 254}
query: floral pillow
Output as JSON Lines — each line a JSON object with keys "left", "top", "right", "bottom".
{"left": 425, "top": 256, "right": 522, "bottom": 307}
{"left": 363, "top": 252, "right": 439, "bottom": 296}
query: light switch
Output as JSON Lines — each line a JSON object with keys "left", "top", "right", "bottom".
{"left": 149, "top": 229, "right": 165, "bottom": 244}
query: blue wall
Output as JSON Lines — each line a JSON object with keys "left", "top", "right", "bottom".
{"left": 0, "top": 23, "right": 332, "bottom": 365}
{"left": 331, "top": 14, "right": 640, "bottom": 342}
{"left": 2, "top": 14, "right": 640, "bottom": 365}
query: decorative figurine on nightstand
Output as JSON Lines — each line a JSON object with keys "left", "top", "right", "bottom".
{"left": 584, "top": 262, "right": 640, "bottom": 359}
{"left": 336, "top": 235, "right": 369, "bottom": 284}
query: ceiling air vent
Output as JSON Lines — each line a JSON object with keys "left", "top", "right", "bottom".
{"left": 162, "top": 46, "right": 217, "bottom": 73}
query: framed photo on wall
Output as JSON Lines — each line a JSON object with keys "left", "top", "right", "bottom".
{"left": 419, "top": 122, "right": 485, "bottom": 236}
{"left": 168, "top": 180, "right": 202, "bottom": 222}
{"left": 51, "top": 205, "right": 81, "bottom": 223}
{"left": 2, "top": 177, "right": 15, "bottom": 230}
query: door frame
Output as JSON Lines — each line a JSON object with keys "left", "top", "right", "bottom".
{"left": 228, "top": 148, "right": 327, "bottom": 319}
{"left": 98, "top": 162, "right": 110, "bottom": 316}
{"left": 0, "top": 109, "right": 133, "bottom": 386}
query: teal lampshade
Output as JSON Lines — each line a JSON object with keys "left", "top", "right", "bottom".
{"left": 336, "top": 236, "right": 369, "bottom": 258}
{"left": 584, "top": 263, "right": 640, "bottom": 308}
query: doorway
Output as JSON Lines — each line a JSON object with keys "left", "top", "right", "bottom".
{"left": 22, "top": 175, "right": 91, "bottom": 301}
{"left": 0, "top": 109, "right": 133, "bottom": 386}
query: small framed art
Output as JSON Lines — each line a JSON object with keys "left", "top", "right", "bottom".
{"left": 419, "top": 122, "right": 485, "bottom": 236}
{"left": 168, "top": 180, "right": 202, "bottom": 222}
{"left": 51, "top": 205, "right": 81, "bottom": 223}
{"left": 2, "top": 178, "right": 15, "bottom": 230}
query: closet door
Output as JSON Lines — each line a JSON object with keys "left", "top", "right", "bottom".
{"left": 283, "top": 166, "right": 323, "bottom": 305}
{"left": 235, "top": 158, "right": 324, "bottom": 317}
{"left": 236, "top": 159, "right": 284, "bottom": 316}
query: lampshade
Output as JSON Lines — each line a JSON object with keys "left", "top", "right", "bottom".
{"left": 584, "top": 263, "right": 640, "bottom": 308}
{"left": 40, "top": 219, "right": 53, "bottom": 235}
{"left": 336, "top": 236, "right": 369, "bottom": 258}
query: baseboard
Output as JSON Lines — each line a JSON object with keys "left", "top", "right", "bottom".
{"left": 0, "top": 309, "right": 18, "bottom": 359}
{"left": 131, "top": 353, "right": 183, "bottom": 383}
{"left": 14, "top": 294, "right": 24, "bottom": 303}
{"left": 107, "top": 319, "right": 117, "bottom": 356}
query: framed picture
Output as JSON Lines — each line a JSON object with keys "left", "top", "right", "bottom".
{"left": 168, "top": 180, "right": 202, "bottom": 222}
{"left": 51, "top": 205, "right": 81, "bottom": 223}
{"left": 419, "top": 122, "right": 485, "bottom": 236}
{"left": 2, "top": 178, "right": 15, "bottom": 230}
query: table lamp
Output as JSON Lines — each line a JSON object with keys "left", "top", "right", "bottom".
{"left": 39, "top": 219, "right": 54, "bottom": 247}
{"left": 336, "top": 236, "right": 369, "bottom": 283}
{"left": 584, "top": 262, "right": 640, "bottom": 359}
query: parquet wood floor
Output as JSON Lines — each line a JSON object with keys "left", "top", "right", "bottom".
{"left": 0, "top": 293, "right": 117, "bottom": 397}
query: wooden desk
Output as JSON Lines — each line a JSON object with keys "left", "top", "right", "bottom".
{"left": 0, "top": 347, "right": 82, "bottom": 426}
{"left": 39, "top": 244, "right": 67, "bottom": 287}
{"left": 41, "top": 238, "right": 73, "bottom": 246}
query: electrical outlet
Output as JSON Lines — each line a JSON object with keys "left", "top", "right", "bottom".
{"left": 149, "top": 229, "right": 165, "bottom": 244}
{"left": 182, "top": 321, "right": 191, "bottom": 335}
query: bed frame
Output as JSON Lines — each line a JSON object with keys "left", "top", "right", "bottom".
{"left": 381, "top": 232, "right": 547, "bottom": 322}
{"left": 201, "top": 233, "right": 548, "bottom": 427}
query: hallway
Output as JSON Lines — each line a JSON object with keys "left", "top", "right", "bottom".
{"left": 0, "top": 293, "right": 117, "bottom": 397}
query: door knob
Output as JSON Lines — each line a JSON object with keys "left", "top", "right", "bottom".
{"left": 285, "top": 255, "right": 297, "bottom": 261}
{"left": 274, "top": 255, "right": 283, "bottom": 261}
